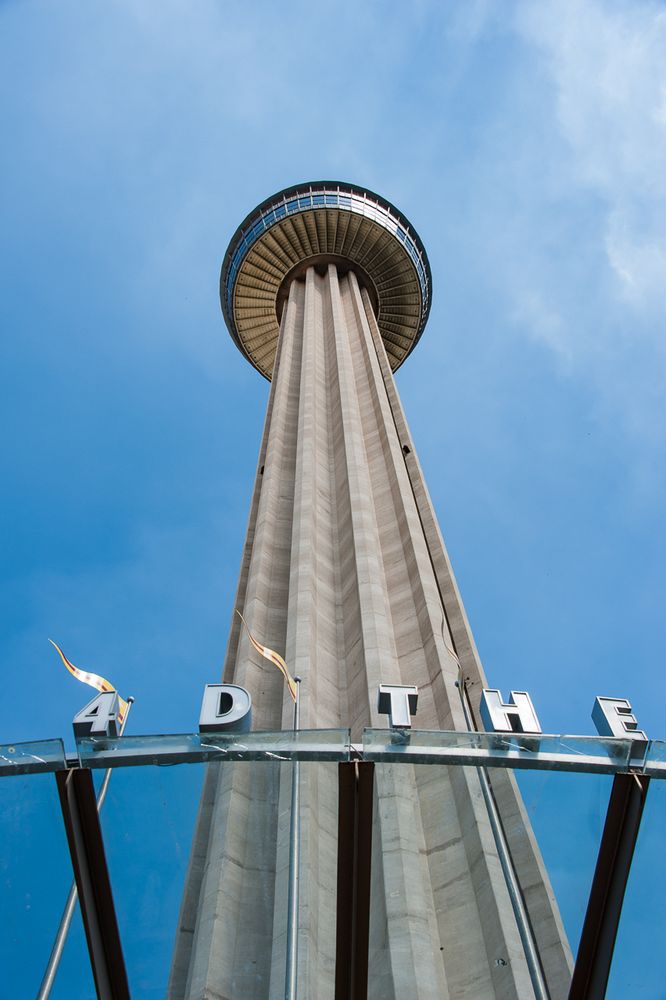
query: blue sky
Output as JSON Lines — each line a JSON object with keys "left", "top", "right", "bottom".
{"left": 1, "top": 0, "right": 665, "bottom": 992}
{"left": 2, "top": 0, "right": 663, "bottom": 745}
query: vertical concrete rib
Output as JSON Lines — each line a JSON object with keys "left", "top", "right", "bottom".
{"left": 342, "top": 271, "right": 536, "bottom": 998}
{"left": 268, "top": 268, "right": 340, "bottom": 998}
{"left": 171, "top": 281, "right": 304, "bottom": 1000}
{"left": 327, "top": 266, "right": 450, "bottom": 998}
{"left": 167, "top": 301, "right": 292, "bottom": 1000}
{"left": 360, "top": 284, "right": 573, "bottom": 997}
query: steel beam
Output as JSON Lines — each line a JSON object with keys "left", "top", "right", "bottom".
{"left": 335, "top": 762, "right": 374, "bottom": 1000}
{"left": 569, "top": 772, "right": 649, "bottom": 999}
{"left": 55, "top": 768, "right": 130, "bottom": 1000}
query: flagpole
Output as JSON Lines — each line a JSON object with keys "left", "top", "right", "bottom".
{"left": 284, "top": 677, "right": 301, "bottom": 1000}
{"left": 36, "top": 696, "right": 134, "bottom": 1000}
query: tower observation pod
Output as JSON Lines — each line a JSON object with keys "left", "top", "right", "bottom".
{"left": 169, "top": 183, "right": 573, "bottom": 999}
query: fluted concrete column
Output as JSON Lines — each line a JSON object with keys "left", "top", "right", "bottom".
{"left": 169, "top": 265, "right": 572, "bottom": 1000}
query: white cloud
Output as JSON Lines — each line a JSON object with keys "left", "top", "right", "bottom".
{"left": 509, "top": 289, "right": 571, "bottom": 362}
{"left": 517, "top": 0, "right": 666, "bottom": 312}
{"left": 606, "top": 208, "right": 666, "bottom": 307}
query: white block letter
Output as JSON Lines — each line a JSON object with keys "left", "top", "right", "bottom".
{"left": 199, "top": 684, "right": 252, "bottom": 733}
{"left": 377, "top": 684, "right": 418, "bottom": 729}
{"left": 480, "top": 689, "right": 541, "bottom": 734}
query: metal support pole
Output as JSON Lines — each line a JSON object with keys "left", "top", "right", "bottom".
{"left": 457, "top": 675, "right": 549, "bottom": 1000}
{"left": 284, "top": 678, "right": 301, "bottom": 1000}
{"left": 38, "top": 698, "right": 133, "bottom": 1000}
{"left": 569, "top": 772, "right": 649, "bottom": 1000}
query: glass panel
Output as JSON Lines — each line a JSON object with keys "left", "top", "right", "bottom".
{"left": 606, "top": 778, "right": 665, "bottom": 997}
{"left": 516, "top": 769, "right": 611, "bottom": 952}
{"left": 0, "top": 737, "right": 66, "bottom": 776}
{"left": 0, "top": 772, "right": 95, "bottom": 998}
{"left": 363, "top": 728, "right": 633, "bottom": 773}
{"left": 367, "top": 763, "right": 608, "bottom": 996}
{"left": 96, "top": 759, "right": 339, "bottom": 998}
{"left": 643, "top": 738, "right": 666, "bottom": 777}
{"left": 77, "top": 728, "right": 350, "bottom": 768}
{"left": 98, "top": 762, "right": 203, "bottom": 997}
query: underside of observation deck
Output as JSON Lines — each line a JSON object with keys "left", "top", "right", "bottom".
{"left": 220, "top": 181, "right": 432, "bottom": 379}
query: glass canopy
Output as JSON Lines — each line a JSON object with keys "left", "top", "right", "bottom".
{"left": 1, "top": 729, "right": 661, "bottom": 998}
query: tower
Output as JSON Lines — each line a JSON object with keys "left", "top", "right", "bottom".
{"left": 169, "top": 182, "right": 572, "bottom": 999}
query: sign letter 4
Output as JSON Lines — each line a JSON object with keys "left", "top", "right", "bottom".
{"left": 73, "top": 691, "right": 122, "bottom": 738}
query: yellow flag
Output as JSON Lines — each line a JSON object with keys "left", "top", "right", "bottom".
{"left": 49, "top": 639, "right": 129, "bottom": 723}
{"left": 235, "top": 610, "right": 298, "bottom": 702}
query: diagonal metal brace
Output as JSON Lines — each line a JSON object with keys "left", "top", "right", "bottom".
{"left": 55, "top": 768, "right": 130, "bottom": 1000}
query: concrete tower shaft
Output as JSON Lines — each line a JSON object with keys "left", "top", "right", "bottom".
{"left": 170, "top": 255, "right": 572, "bottom": 998}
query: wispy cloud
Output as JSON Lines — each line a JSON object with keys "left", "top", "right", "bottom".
{"left": 517, "top": 0, "right": 666, "bottom": 314}
{"left": 412, "top": 0, "right": 666, "bottom": 480}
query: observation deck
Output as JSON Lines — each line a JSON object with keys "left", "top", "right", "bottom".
{"left": 221, "top": 181, "right": 432, "bottom": 379}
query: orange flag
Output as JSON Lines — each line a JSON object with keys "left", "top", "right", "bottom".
{"left": 49, "top": 639, "right": 129, "bottom": 723}
{"left": 235, "top": 610, "right": 298, "bottom": 702}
